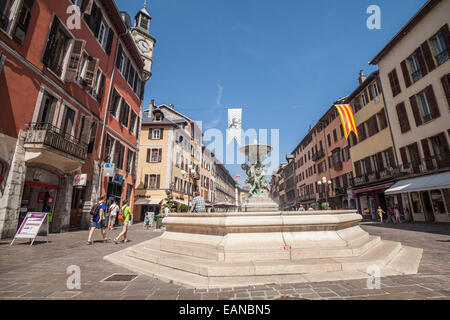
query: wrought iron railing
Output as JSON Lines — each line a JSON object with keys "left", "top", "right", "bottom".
{"left": 411, "top": 69, "right": 422, "bottom": 83}
{"left": 334, "top": 187, "right": 347, "bottom": 196}
{"left": 435, "top": 50, "right": 449, "bottom": 66}
{"left": 312, "top": 149, "right": 325, "bottom": 162}
{"left": 25, "top": 123, "right": 88, "bottom": 161}
{"left": 422, "top": 113, "right": 433, "bottom": 123}
{"left": 350, "top": 152, "right": 450, "bottom": 187}
{"left": 298, "top": 194, "right": 316, "bottom": 201}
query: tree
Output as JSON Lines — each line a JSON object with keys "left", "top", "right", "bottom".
{"left": 164, "top": 189, "right": 176, "bottom": 212}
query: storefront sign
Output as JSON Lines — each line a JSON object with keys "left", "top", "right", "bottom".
{"left": 11, "top": 213, "right": 49, "bottom": 246}
{"left": 113, "top": 174, "right": 124, "bottom": 184}
{"left": 73, "top": 174, "right": 88, "bottom": 187}
{"left": 103, "top": 163, "right": 115, "bottom": 177}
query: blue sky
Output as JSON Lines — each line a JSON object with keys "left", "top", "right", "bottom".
{"left": 116, "top": 0, "right": 426, "bottom": 185}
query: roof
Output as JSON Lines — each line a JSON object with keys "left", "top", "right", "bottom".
{"left": 369, "top": 0, "right": 441, "bottom": 65}
{"left": 344, "top": 71, "right": 379, "bottom": 102}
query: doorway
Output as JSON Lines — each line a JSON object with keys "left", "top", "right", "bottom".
{"left": 70, "top": 187, "right": 85, "bottom": 230}
{"left": 421, "top": 191, "right": 435, "bottom": 223}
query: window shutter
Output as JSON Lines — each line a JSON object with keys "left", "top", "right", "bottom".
{"left": 354, "top": 161, "right": 361, "bottom": 177}
{"left": 421, "top": 138, "right": 434, "bottom": 171}
{"left": 146, "top": 149, "right": 150, "bottom": 162}
{"left": 83, "top": 57, "right": 99, "bottom": 88}
{"left": 105, "top": 28, "right": 114, "bottom": 55}
{"left": 160, "top": 128, "right": 164, "bottom": 140}
{"left": 148, "top": 128, "right": 153, "bottom": 139}
{"left": 42, "top": 20, "right": 59, "bottom": 67}
{"left": 396, "top": 103, "right": 410, "bottom": 133}
{"left": 116, "top": 45, "right": 123, "bottom": 68}
{"left": 140, "top": 80, "right": 145, "bottom": 100}
{"left": 400, "top": 60, "right": 412, "bottom": 88}
{"left": 96, "top": 73, "right": 106, "bottom": 102}
{"left": 399, "top": 147, "right": 409, "bottom": 168}
{"left": 376, "top": 77, "right": 383, "bottom": 94}
{"left": 387, "top": 148, "right": 396, "bottom": 167}
{"left": 156, "top": 175, "right": 161, "bottom": 189}
{"left": 441, "top": 75, "right": 450, "bottom": 109}
{"left": 409, "top": 96, "right": 423, "bottom": 127}
{"left": 158, "top": 149, "right": 162, "bottom": 162}
{"left": 364, "top": 89, "right": 369, "bottom": 102}
{"left": 144, "top": 175, "right": 149, "bottom": 189}
{"left": 369, "top": 84, "right": 374, "bottom": 100}
{"left": 65, "top": 39, "right": 86, "bottom": 82}
{"left": 376, "top": 152, "right": 384, "bottom": 170}
{"left": 365, "top": 157, "right": 372, "bottom": 174}
{"left": 421, "top": 40, "right": 436, "bottom": 73}
{"left": 439, "top": 132, "right": 450, "bottom": 154}
{"left": 80, "top": 117, "right": 91, "bottom": 144}
{"left": 425, "top": 85, "right": 440, "bottom": 119}
{"left": 415, "top": 47, "right": 428, "bottom": 78}
{"left": 440, "top": 24, "right": 450, "bottom": 57}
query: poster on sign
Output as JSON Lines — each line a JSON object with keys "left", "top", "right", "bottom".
{"left": 103, "top": 163, "right": 115, "bottom": 177}
{"left": 10, "top": 212, "right": 49, "bottom": 246}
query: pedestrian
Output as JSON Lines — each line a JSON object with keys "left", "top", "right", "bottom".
{"left": 404, "top": 207, "right": 411, "bottom": 222}
{"left": 394, "top": 207, "right": 402, "bottom": 224}
{"left": 108, "top": 200, "right": 119, "bottom": 230}
{"left": 114, "top": 200, "right": 131, "bottom": 244}
{"left": 299, "top": 204, "right": 305, "bottom": 212}
{"left": 144, "top": 212, "right": 150, "bottom": 230}
{"left": 86, "top": 195, "right": 108, "bottom": 245}
{"left": 164, "top": 205, "right": 170, "bottom": 216}
{"left": 377, "top": 206, "right": 385, "bottom": 223}
{"left": 189, "top": 191, "right": 206, "bottom": 213}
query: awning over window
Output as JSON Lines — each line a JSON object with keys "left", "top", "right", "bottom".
{"left": 134, "top": 198, "right": 163, "bottom": 205}
{"left": 385, "top": 172, "right": 450, "bottom": 195}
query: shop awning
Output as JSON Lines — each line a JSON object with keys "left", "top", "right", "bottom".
{"left": 134, "top": 198, "right": 163, "bottom": 205}
{"left": 385, "top": 172, "right": 450, "bottom": 195}
{"left": 352, "top": 182, "right": 394, "bottom": 194}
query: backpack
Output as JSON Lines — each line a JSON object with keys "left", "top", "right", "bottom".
{"left": 118, "top": 205, "right": 128, "bottom": 221}
{"left": 90, "top": 203, "right": 101, "bottom": 216}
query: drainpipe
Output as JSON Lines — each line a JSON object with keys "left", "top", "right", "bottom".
{"left": 379, "top": 81, "right": 400, "bottom": 167}
{"left": 97, "top": 31, "right": 127, "bottom": 198}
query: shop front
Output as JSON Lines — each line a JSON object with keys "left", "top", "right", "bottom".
{"left": 386, "top": 172, "right": 450, "bottom": 223}
{"left": 20, "top": 167, "right": 60, "bottom": 232}
{"left": 352, "top": 182, "right": 396, "bottom": 218}
{"left": 134, "top": 198, "right": 162, "bottom": 222}
{"left": 107, "top": 173, "right": 124, "bottom": 207}
{"left": 70, "top": 174, "right": 87, "bottom": 230}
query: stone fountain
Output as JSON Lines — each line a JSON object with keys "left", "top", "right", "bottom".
{"left": 104, "top": 142, "right": 423, "bottom": 289}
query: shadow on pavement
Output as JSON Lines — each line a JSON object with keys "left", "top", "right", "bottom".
{"left": 361, "top": 221, "right": 450, "bottom": 236}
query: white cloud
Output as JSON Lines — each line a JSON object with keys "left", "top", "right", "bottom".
{"left": 216, "top": 84, "right": 223, "bottom": 105}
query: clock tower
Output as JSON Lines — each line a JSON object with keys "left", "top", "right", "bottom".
{"left": 131, "top": 1, "right": 156, "bottom": 81}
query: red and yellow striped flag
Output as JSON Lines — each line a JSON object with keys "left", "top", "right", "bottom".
{"left": 335, "top": 104, "right": 359, "bottom": 141}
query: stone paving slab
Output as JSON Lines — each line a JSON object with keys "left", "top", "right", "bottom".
{"left": 0, "top": 222, "right": 449, "bottom": 300}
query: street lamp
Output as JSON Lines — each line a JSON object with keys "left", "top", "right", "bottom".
{"left": 317, "top": 176, "right": 332, "bottom": 209}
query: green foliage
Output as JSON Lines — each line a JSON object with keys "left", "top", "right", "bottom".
{"left": 321, "top": 202, "right": 331, "bottom": 210}
{"left": 180, "top": 204, "right": 189, "bottom": 212}
{"left": 164, "top": 189, "right": 176, "bottom": 212}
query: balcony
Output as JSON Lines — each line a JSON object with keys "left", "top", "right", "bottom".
{"left": 435, "top": 50, "right": 449, "bottom": 66}
{"left": 334, "top": 187, "right": 347, "bottom": 196}
{"left": 298, "top": 194, "right": 316, "bottom": 202}
{"left": 350, "top": 152, "right": 450, "bottom": 187}
{"left": 24, "top": 123, "right": 88, "bottom": 173}
{"left": 411, "top": 69, "right": 422, "bottom": 83}
{"left": 312, "top": 149, "right": 325, "bottom": 162}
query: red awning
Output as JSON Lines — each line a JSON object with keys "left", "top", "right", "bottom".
{"left": 352, "top": 182, "right": 394, "bottom": 194}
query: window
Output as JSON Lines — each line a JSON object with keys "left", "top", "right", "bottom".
{"left": 396, "top": 102, "right": 411, "bottom": 133}
{"left": 36, "top": 91, "right": 58, "bottom": 124}
{"left": 360, "top": 93, "right": 367, "bottom": 107}
{"left": 150, "top": 128, "right": 162, "bottom": 140}
{"left": 126, "top": 149, "right": 134, "bottom": 175}
{"left": 83, "top": 1, "right": 114, "bottom": 54}
{"left": 430, "top": 32, "right": 449, "bottom": 66}
{"left": 119, "top": 100, "right": 130, "bottom": 127}
{"left": 388, "top": 69, "right": 401, "bottom": 97}
{"left": 378, "top": 108, "right": 388, "bottom": 130}
{"left": 146, "top": 148, "right": 161, "bottom": 163}
{"left": 1, "top": 0, "right": 35, "bottom": 44}
{"left": 407, "top": 53, "right": 422, "bottom": 83}
{"left": 417, "top": 91, "right": 433, "bottom": 123}
{"left": 113, "top": 142, "right": 125, "bottom": 170}
{"left": 129, "top": 111, "right": 137, "bottom": 135}
{"left": 61, "top": 105, "right": 76, "bottom": 136}
{"left": 42, "top": 17, "right": 72, "bottom": 77}
{"left": 144, "top": 174, "right": 160, "bottom": 189}
{"left": 327, "top": 134, "right": 331, "bottom": 147}
{"left": 430, "top": 190, "right": 446, "bottom": 214}
{"left": 372, "top": 81, "right": 380, "bottom": 97}
{"left": 333, "top": 129, "right": 337, "bottom": 142}
{"left": 411, "top": 192, "right": 424, "bottom": 214}
{"left": 87, "top": 121, "right": 97, "bottom": 154}
{"left": 109, "top": 89, "right": 121, "bottom": 117}
{"left": 87, "top": 68, "right": 105, "bottom": 102}
{"left": 103, "top": 134, "right": 115, "bottom": 163}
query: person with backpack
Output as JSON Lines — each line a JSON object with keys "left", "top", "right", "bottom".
{"left": 114, "top": 200, "right": 131, "bottom": 244}
{"left": 86, "top": 195, "right": 108, "bottom": 245}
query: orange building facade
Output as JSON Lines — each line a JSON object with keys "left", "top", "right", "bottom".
{"left": 0, "top": 0, "right": 155, "bottom": 238}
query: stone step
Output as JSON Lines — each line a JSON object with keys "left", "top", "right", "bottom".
{"left": 335, "top": 240, "right": 402, "bottom": 272}
{"left": 386, "top": 246, "right": 423, "bottom": 275}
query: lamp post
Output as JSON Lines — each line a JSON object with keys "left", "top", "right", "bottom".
{"left": 317, "top": 176, "right": 332, "bottom": 209}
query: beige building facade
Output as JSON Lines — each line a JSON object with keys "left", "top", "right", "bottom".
{"left": 370, "top": 0, "right": 450, "bottom": 222}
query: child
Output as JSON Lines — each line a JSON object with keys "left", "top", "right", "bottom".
{"left": 144, "top": 212, "right": 151, "bottom": 230}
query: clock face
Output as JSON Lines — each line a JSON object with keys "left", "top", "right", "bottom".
{"left": 138, "top": 40, "right": 150, "bottom": 52}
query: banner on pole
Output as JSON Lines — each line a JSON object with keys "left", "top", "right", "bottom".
{"left": 227, "top": 108, "right": 242, "bottom": 145}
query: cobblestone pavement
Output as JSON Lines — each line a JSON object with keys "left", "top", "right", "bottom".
{"left": 0, "top": 221, "right": 449, "bottom": 300}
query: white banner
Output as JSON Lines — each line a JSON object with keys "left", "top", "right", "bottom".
{"left": 227, "top": 108, "right": 242, "bottom": 145}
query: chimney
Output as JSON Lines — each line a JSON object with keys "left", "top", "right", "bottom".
{"left": 358, "top": 70, "right": 367, "bottom": 85}
{"left": 169, "top": 104, "right": 175, "bottom": 110}
{"left": 149, "top": 99, "right": 156, "bottom": 114}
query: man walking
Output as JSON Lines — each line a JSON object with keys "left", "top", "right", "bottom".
{"left": 108, "top": 200, "right": 119, "bottom": 230}
{"left": 87, "top": 195, "right": 108, "bottom": 245}
{"left": 189, "top": 191, "right": 206, "bottom": 213}
{"left": 114, "top": 200, "right": 131, "bottom": 244}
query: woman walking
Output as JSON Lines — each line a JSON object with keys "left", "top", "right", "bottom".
{"left": 377, "top": 206, "right": 385, "bottom": 223}
{"left": 114, "top": 200, "right": 131, "bottom": 244}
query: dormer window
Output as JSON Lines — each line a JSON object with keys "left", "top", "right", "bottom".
{"left": 154, "top": 112, "right": 162, "bottom": 121}
{"left": 140, "top": 16, "right": 149, "bottom": 30}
